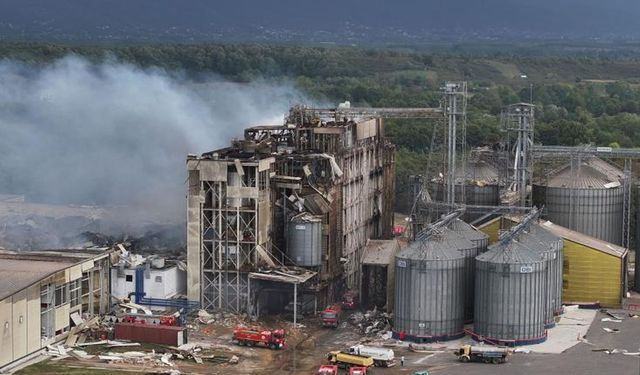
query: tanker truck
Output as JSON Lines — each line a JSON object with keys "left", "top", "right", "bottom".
{"left": 327, "top": 351, "right": 374, "bottom": 370}
{"left": 348, "top": 344, "right": 395, "bottom": 367}
{"left": 454, "top": 345, "right": 509, "bottom": 364}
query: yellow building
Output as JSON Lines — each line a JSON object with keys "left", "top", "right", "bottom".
{"left": 478, "top": 217, "right": 627, "bottom": 308}
{"left": 0, "top": 250, "right": 111, "bottom": 370}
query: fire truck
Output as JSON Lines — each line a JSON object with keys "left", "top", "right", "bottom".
{"left": 317, "top": 365, "right": 338, "bottom": 374}
{"left": 232, "top": 326, "right": 286, "bottom": 349}
{"left": 349, "top": 367, "right": 368, "bottom": 375}
{"left": 342, "top": 290, "right": 359, "bottom": 310}
{"left": 320, "top": 304, "right": 342, "bottom": 328}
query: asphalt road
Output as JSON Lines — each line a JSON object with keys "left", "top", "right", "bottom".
{"left": 268, "top": 309, "right": 640, "bottom": 375}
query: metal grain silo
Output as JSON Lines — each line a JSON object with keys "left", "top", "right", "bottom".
{"left": 529, "top": 224, "right": 564, "bottom": 316}
{"left": 533, "top": 157, "right": 624, "bottom": 245}
{"left": 287, "top": 213, "right": 322, "bottom": 267}
{"left": 429, "top": 160, "right": 500, "bottom": 222}
{"left": 393, "top": 228, "right": 473, "bottom": 343}
{"left": 475, "top": 240, "right": 548, "bottom": 345}
{"left": 517, "top": 230, "right": 560, "bottom": 328}
{"left": 448, "top": 219, "right": 490, "bottom": 322}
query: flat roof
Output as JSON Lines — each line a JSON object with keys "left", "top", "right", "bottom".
{"left": 0, "top": 250, "right": 111, "bottom": 301}
{"left": 362, "top": 239, "right": 399, "bottom": 265}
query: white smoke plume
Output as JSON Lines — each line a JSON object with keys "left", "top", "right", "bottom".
{"left": 0, "top": 56, "right": 307, "bottom": 245}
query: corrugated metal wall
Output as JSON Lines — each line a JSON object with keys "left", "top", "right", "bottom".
{"left": 394, "top": 255, "right": 466, "bottom": 339}
{"left": 475, "top": 244, "right": 547, "bottom": 343}
{"left": 533, "top": 185, "right": 624, "bottom": 245}
{"left": 477, "top": 218, "right": 502, "bottom": 244}
{"left": 562, "top": 239, "right": 624, "bottom": 308}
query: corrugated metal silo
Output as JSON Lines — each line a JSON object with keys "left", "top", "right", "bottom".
{"left": 429, "top": 160, "right": 500, "bottom": 222}
{"left": 394, "top": 228, "right": 473, "bottom": 342}
{"left": 475, "top": 240, "right": 548, "bottom": 345}
{"left": 533, "top": 157, "right": 624, "bottom": 245}
{"left": 529, "top": 224, "right": 564, "bottom": 315}
{"left": 448, "top": 219, "right": 490, "bottom": 322}
{"left": 517, "top": 231, "right": 559, "bottom": 328}
{"left": 287, "top": 213, "right": 322, "bottom": 267}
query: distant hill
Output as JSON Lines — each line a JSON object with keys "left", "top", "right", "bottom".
{"left": 1, "top": 0, "right": 640, "bottom": 44}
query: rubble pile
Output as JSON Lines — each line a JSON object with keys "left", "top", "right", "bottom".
{"left": 350, "top": 307, "right": 393, "bottom": 337}
{"left": 192, "top": 309, "right": 253, "bottom": 332}
{"left": 45, "top": 319, "right": 242, "bottom": 372}
{"left": 64, "top": 315, "right": 114, "bottom": 345}
{"left": 174, "top": 343, "right": 240, "bottom": 365}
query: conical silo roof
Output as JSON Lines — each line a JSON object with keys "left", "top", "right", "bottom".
{"left": 542, "top": 157, "right": 623, "bottom": 189}
{"left": 398, "top": 228, "right": 472, "bottom": 261}
{"left": 449, "top": 219, "right": 489, "bottom": 245}
{"left": 478, "top": 240, "right": 545, "bottom": 265}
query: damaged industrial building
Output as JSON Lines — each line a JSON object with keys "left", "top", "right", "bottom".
{"left": 4, "top": 87, "right": 640, "bottom": 374}
{"left": 0, "top": 249, "right": 111, "bottom": 368}
{"left": 186, "top": 106, "right": 396, "bottom": 319}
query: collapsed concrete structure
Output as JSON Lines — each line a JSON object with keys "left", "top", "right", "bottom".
{"left": 187, "top": 107, "right": 396, "bottom": 315}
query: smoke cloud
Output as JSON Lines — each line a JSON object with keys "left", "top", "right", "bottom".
{"left": 0, "top": 56, "right": 306, "bottom": 236}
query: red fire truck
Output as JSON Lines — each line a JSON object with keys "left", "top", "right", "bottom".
{"left": 320, "top": 304, "right": 342, "bottom": 328}
{"left": 232, "top": 326, "right": 286, "bottom": 349}
{"left": 342, "top": 290, "right": 359, "bottom": 310}
{"left": 349, "top": 367, "right": 368, "bottom": 375}
{"left": 317, "top": 365, "right": 339, "bottom": 374}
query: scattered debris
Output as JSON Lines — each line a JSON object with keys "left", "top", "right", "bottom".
{"left": 198, "top": 309, "right": 216, "bottom": 324}
{"left": 161, "top": 353, "right": 175, "bottom": 367}
{"left": 514, "top": 348, "right": 531, "bottom": 354}
{"left": 602, "top": 310, "right": 625, "bottom": 320}
{"left": 349, "top": 308, "right": 392, "bottom": 336}
{"left": 594, "top": 348, "right": 640, "bottom": 356}
{"left": 601, "top": 318, "right": 622, "bottom": 323}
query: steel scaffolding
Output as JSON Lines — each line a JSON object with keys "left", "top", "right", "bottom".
{"left": 503, "top": 103, "right": 535, "bottom": 207}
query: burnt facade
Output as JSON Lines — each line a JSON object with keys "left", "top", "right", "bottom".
{"left": 187, "top": 109, "right": 395, "bottom": 314}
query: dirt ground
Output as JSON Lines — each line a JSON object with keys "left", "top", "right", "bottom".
{"left": 19, "top": 309, "right": 640, "bottom": 375}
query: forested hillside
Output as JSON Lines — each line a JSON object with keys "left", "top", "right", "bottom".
{"left": 3, "top": 42, "right": 640, "bottom": 210}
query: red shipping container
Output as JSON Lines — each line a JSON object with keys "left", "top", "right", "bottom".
{"left": 114, "top": 323, "right": 187, "bottom": 346}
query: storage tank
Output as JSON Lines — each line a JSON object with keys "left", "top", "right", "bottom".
{"left": 394, "top": 228, "right": 473, "bottom": 343}
{"left": 287, "top": 214, "right": 322, "bottom": 267}
{"left": 533, "top": 157, "right": 624, "bottom": 245}
{"left": 517, "top": 229, "right": 561, "bottom": 328}
{"left": 448, "top": 219, "right": 490, "bottom": 323}
{"left": 475, "top": 240, "right": 548, "bottom": 345}
{"left": 530, "top": 223, "right": 564, "bottom": 315}
{"left": 429, "top": 160, "right": 500, "bottom": 222}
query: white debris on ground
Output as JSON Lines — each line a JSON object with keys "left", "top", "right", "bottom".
{"left": 43, "top": 310, "right": 243, "bottom": 372}
{"left": 516, "top": 306, "right": 597, "bottom": 354}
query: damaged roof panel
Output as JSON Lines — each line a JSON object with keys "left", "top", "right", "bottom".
{"left": 249, "top": 267, "right": 316, "bottom": 284}
{"left": 361, "top": 239, "right": 400, "bottom": 266}
{"left": 0, "top": 250, "right": 111, "bottom": 300}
